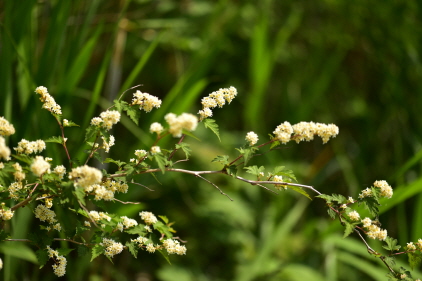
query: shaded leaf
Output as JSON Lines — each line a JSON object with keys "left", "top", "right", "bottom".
{"left": 286, "top": 185, "right": 312, "bottom": 200}
{"left": 91, "top": 244, "right": 104, "bottom": 262}
{"left": 44, "top": 136, "right": 64, "bottom": 144}
{"left": 211, "top": 155, "right": 229, "bottom": 165}
{"left": 126, "top": 241, "right": 139, "bottom": 258}
{"left": 36, "top": 249, "right": 49, "bottom": 269}
{"left": 203, "top": 118, "right": 220, "bottom": 141}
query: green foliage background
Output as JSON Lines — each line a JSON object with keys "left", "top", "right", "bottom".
{"left": 1, "top": 0, "right": 422, "bottom": 280}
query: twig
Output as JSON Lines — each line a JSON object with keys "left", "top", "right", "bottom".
{"left": 195, "top": 174, "right": 233, "bottom": 201}
{"left": 130, "top": 181, "right": 154, "bottom": 191}
{"left": 113, "top": 198, "right": 140, "bottom": 205}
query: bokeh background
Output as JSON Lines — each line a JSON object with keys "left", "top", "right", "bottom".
{"left": 1, "top": 0, "right": 422, "bottom": 280}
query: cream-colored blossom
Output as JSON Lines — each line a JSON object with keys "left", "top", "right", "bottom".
{"left": 165, "top": 113, "right": 198, "bottom": 137}
{"left": 46, "top": 246, "right": 67, "bottom": 277}
{"left": 198, "top": 108, "right": 213, "bottom": 121}
{"left": 146, "top": 243, "right": 156, "bottom": 253}
{"left": 347, "top": 210, "right": 360, "bottom": 221}
{"left": 35, "top": 86, "right": 62, "bottom": 115}
{"left": 99, "top": 110, "right": 121, "bottom": 131}
{"left": 0, "top": 117, "right": 15, "bottom": 136}
{"left": 90, "top": 117, "right": 103, "bottom": 126}
{"left": 53, "top": 165, "right": 66, "bottom": 180}
{"left": 162, "top": 239, "right": 187, "bottom": 255}
{"left": 101, "top": 135, "right": 115, "bottom": 153}
{"left": 101, "top": 238, "right": 124, "bottom": 258}
{"left": 68, "top": 165, "right": 102, "bottom": 188}
{"left": 373, "top": 180, "right": 393, "bottom": 199}
{"left": 93, "top": 185, "right": 114, "bottom": 201}
{"left": 12, "top": 163, "right": 25, "bottom": 181}
{"left": 150, "top": 122, "right": 164, "bottom": 135}
{"left": 151, "top": 146, "right": 161, "bottom": 155}
{"left": 245, "top": 131, "right": 258, "bottom": 146}
{"left": 63, "top": 119, "right": 69, "bottom": 126}
{"left": 8, "top": 181, "right": 24, "bottom": 199}
{"left": 347, "top": 196, "right": 355, "bottom": 204}
{"left": 139, "top": 211, "right": 158, "bottom": 225}
{"left": 359, "top": 188, "right": 372, "bottom": 199}
{"left": 134, "top": 149, "right": 147, "bottom": 158}
{"left": 198, "top": 87, "right": 237, "bottom": 121}
{"left": 31, "top": 156, "right": 51, "bottom": 176}
{"left": 121, "top": 216, "right": 138, "bottom": 228}
{"left": 14, "top": 139, "right": 46, "bottom": 155}
{"left": 407, "top": 242, "right": 416, "bottom": 251}
{"left": 273, "top": 175, "right": 286, "bottom": 190}
{"left": 0, "top": 137, "right": 11, "bottom": 160}
{"left": 34, "top": 204, "right": 57, "bottom": 224}
{"left": 0, "top": 209, "right": 14, "bottom": 220}
{"left": 273, "top": 122, "right": 293, "bottom": 144}
{"left": 131, "top": 91, "right": 162, "bottom": 112}
{"left": 361, "top": 217, "right": 372, "bottom": 228}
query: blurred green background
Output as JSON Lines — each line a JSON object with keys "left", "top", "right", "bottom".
{"left": 1, "top": 0, "right": 422, "bottom": 280}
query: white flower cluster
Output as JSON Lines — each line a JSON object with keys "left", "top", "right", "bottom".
{"left": 347, "top": 210, "right": 360, "bottom": 221}
{"left": 131, "top": 91, "right": 162, "bottom": 112}
{"left": 8, "top": 181, "right": 24, "bottom": 199}
{"left": 85, "top": 180, "right": 129, "bottom": 201}
{"left": 89, "top": 210, "right": 111, "bottom": 222}
{"left": 162, "top": 238, "right": 187, "bottom": 255}
{"left": 46, "top": 246, "right": 67, "bottom": 277}
{"left": 164, "top": 113, "right": 198, "bottom": 138}
{"left": 150, "top": 146, "right": 161, "bottom": 155}
{"left": 273, "top": 121, "right": 339, "bottom": 144}
{"left": 12, "top": 163, "right": 25, "bottom": 181}
{"left": 35, "top": 86, "right": 62, "bottom": 115}
{"left": 407, "top": 240, "right": 422, "bottom": 251}
{"left": 53, "top": 165, "right": 66, "bottom": 180}
{"left": 121, "top": 216, "right": 138, "bottom": 228}
{"left": 198, "top": 86, "right": 238, "bottom": 121}
{"left": 245, "top": 131, "right": 259, "bottom": 146}
{"left": 101, "top": 135, "right": 115, "bottom": 153}
{"left": 360, "top": 217, "right": 388, "bottom": 241}
{"left": 14, "top": 139, "right": 46, "bottom": 154}
{"left": 149, "top": 122, "right": 164, "bottom": 135}
{"left": 90, "top": 110, "right": 121, "bottom": 131}
{"left": 0, "top": 208, "right": 14, "bottom": 220}
{"left": 139, "top": 211, "right": 158, "bottom": 225}
{"left": 68, "top": 165, "right": 102, "bottom": 189}
{"left": 101, "top": 238, "right": 124, "bottom": 258}
{"left": 358, "top": 180, "right": 393, "bottom": 199}
{"left": 272, "top": 175, "right": 286, "bottom": 190}
{"left": 34, "top": 204, "right": 61, "bottom": 232}
{"left": 134, "top": 149, "right": 147, "bottom": 158}
{"left": 0, "top": 117, "right": 15, "bottom": 136}
{"left": 31, "top": 156, "right": 51, "bottom": 177}
{"left": 0, "top": 136, "right": 11, "bottom": 160}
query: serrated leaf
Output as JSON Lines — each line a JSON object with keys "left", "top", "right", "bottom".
{"left": 332, "top": 194, "right": 346, "bottom": 204}
{"left": 327, "top": 207, "right": 336, "bottom": 219}
{"left": 175, "top": 143, "right": 192, "bottom": 159}
{"left": 343, "top": 221, "right": 356, "bottom": 238}
{"left": 91, "top": 244, "right": 105, "bottom": 262}
{"left": 242, "top": 146, "right": 258, "bottom": 166}
{"left": 73, "top": 188, "right": 86, "bottom": 206}
{"left": 158, "top": 249, "right": 172, "bottom": 265}
{"left": 104, "top": 158, "right": 126, "bottom": 168}
{"left": 36, "top": 249, "right": 49, "bottom": 269}
{"left": 126, "top": 106, "right": 141, "bottom": 125}
{"left": 58, "top": 248, "right": 74, "bottom": 256}
{"left": 11, "top": 154, "right": 33, "bottom": 165}
{"left": 181, "top": 129, "right": 200, "bottom": 141}
{"left": 384, "top": 256, "right": 396, "bottom": 268}
{"left": 153, "top": 221, "right": 173, "bottom": 239}
{"left": 77, "top": 245, "right": 89, "bottom": 257}
{"left": 226, "top": 164, "right": 237, "bottom": 177}
{"left": 113, "top": 100, "right": 126, "bottom": 112}
{"left": 159, "top": 215, "right": 169, "bottom": 224}
{"left": 203, "top": 118, "right": 220, "bottom": 141}
{"left": 362, "top": 196, "right": 380, "bottom": 217}
{"left": 244, "top": 165, "right": 265, "bottom": 176}
{"left": 211, "top": 155, "right": 229, "bottom": 165}
{"left": 286, "top": 185, "right": 312, "bottom": 200}
{"left": 154, "top": 154, "right": 167, "bottom": 174}
{"left": 125, "top": 224, "right": 146, "bottom": 235}
{"left": 383, "top": 237, "right": 401, "bottom": 252}
{"left": 126, "top": 241, "right": 139, "bottom": 258}
{"left": 44, "top": 136, "right": 64, "bottom": 144}
{"left": 273, "top": 166, "right": 297, "bottom": 182}
{"left": 85, "top": 126, "right": 99, "bottom": 142}
{"left": 316, "top": 194, "right": 334, "bottom": 203}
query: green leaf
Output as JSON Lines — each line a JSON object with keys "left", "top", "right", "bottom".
{"left": 331, "top": 194, "right": 346, "bottom": 204}
{"left": 11, "top": 154, "right": 33, "bottom": 165}
{"left": 77, "top": 245, "right": 89, "bottom": 257}
{"left": 58, "top": 248, "right": 74, "bottom": 256}
{"left": 203, "top": 118, "right": 220, "bottom": 141}
{"left": 73, "top": 188, "right": 86, "bottom": 206}
{"left": 91, "top": 244, "right": 105, "bottom": 262}
{"left": 126, "top": 241, "right": 139, "bottom": 258}
{"left": 125, "top": 224, "right": 146, "bottom": 236}
{"left": 316, "top": 194, "right": 334, "bottom": 203}
{"left": 384, "top": 256, "right": 396, "bottom": 268}
{"left": 158, "top": 249, "right": 172, "bottom": 265}
{"left": 181, "top": 130, "right": 201, "bottom": 141}
{"left": 153, "top": 221, "right": 173, "bottom": 239}
{"left": 159, "top": 215, "right": 169, "bottom": 224}
{"left": 327, "top": 207, "right": 336, "bottom": 219}
{"left": 383, "top": 237, "right": 401, "bottom": 251}
{"left": 343, "top": 221, "right": 356, "bottom": 238}
{"left": 44, "top": 136, "right": 64, "bottom": 144}
{"left": 361, "top": 196, "right": 380, "bottom": 217}
{"left": 286, "top": 185, "right": 312, "bottom": 200}
{"left": 244, "top": 165, "right": 265, "bottom": 176}
{"left": 407, "top": 252, "right": 422, "bottom": 270}
{"left": 242, "top": 146, "right": 258, "bottom": 166}
{"left": 226, "top": 164, "right": 237, "bottom": 177}
{"left": 104, "top": 158, "right": 126, "bottom": 168}
{"left": 273, "top": 166, "right": 297, "bottom": 182}
{"left": 175, "top": 143, "right": 192, "bottom": 159}
{"left": 211, "top": 155, "right": 229, "bottom": 165}
{"left": 36, "top": 249, "right": 49, "bottom": 269}
{"left": 85, "top": 126, "right": 99, "bottom": 142}
{"left": 154, "top": 153, "right": 168, "bottom": 174}
{"left": 126, "top": 106, "right": 141, "bottom": 125}
{"left": 113, "top": 100, "right": 127, "bottom": 112}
